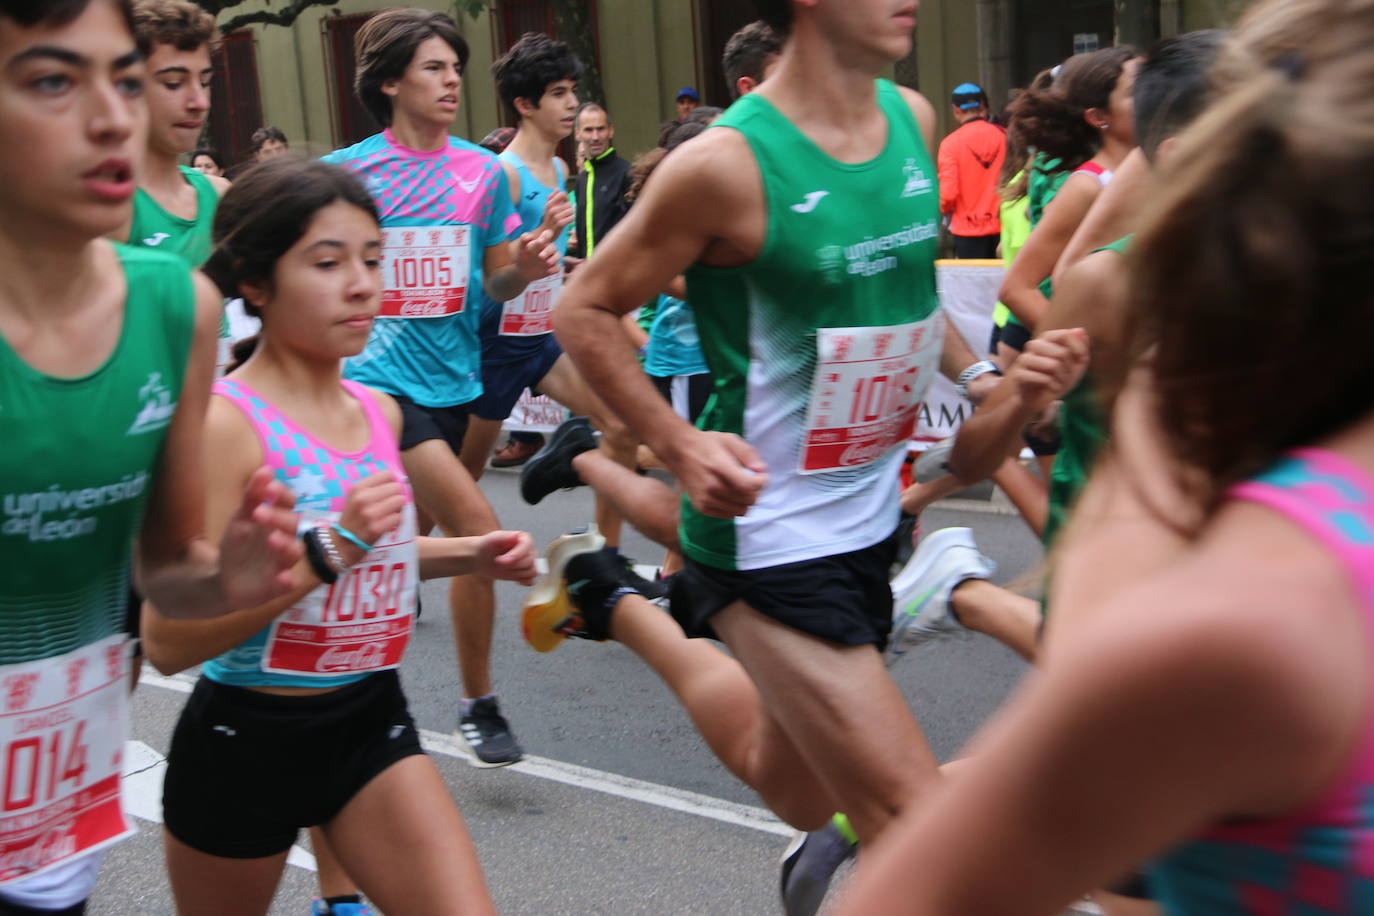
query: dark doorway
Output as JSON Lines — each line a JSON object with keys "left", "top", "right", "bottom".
{"left": 697, "top": 0, "right": 757, "bottom": 108}
{"left": 324, "top": 13, "right": 381, "bottom": 148}
{"left": 207, "top": 30, "right": 262, "bottom": 169}
{"left": 1010, "top": 0, "right": 1114, "bottom": 87}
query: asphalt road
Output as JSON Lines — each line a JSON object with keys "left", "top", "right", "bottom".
{"left": 97, "top": 465, "right": 1046, "bottom": 914}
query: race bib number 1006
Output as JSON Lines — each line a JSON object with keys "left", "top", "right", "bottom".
{"left": 380, "top": 227, "right": 471, "bottom": 319}
{"left": 799, "top": 319, "right": 943, "bottom": 474}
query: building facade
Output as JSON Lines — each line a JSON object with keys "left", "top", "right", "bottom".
{"left": 207, "top": 0, "right": 1254, "bottom": 169}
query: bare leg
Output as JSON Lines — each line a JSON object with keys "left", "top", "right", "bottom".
{"left": 571, "top": 449, "right": 681, "bottom": 552}
{"left": 309, "top": 827, "right": 358, "bottom": 900}
{"left": 402, "top": 439, "right": 501, "bottom": 699}
{"left": 324, "top": 756, "right": 495, "bottom": 916}
{"left": 606, "top": 594, "right": 837, "bottom": 830}
{"left": 949, "top": 579, "right": 1041, "bottom": 662}
{"left": 536, "top": 355, "right": 637, "bottom": 550}
{"left": 711, "top": 602, "right": 939, "bottom": 843}
{"left": 990, "top": 457, "right": 1048, "bottom": 536}
{"left": 164, "top": 830, "right": 288, "bottom": 916}
{"left": 455, "top": 415, "right": 505, "bottom": 484}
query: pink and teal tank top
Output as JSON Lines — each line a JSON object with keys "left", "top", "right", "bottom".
{"left": 1150, "top": 447, "right": 1374, "bottom": 913}
{"left": 203, "top": 378, "right": 418, "bottom": 689}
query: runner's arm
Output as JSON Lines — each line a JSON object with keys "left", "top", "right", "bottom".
{"left": 998, "top": 175, "right": 1099, "bottom": 328}
{"left": 136, "top": 273, "right": 301, "bottom": 620}
{"left": 207, "top": 173, "right": 232, "bottom": 196}
{"left": 937, "top": 315, "right": 1001, "bottom": 405}
{"left": 555, "top": 130, "right": 768, "bottom": 518}
{"left": 1038, "top": 248, "right": 1130, "bottom": 375}
{"left": 838, "top": 573, "right": 1352, "bottom": 915}
{"left": 1051, "top": 149, "right": 1148, "bottom": 289}
{"left": 482, "top": 233, "right": 558, "bottom": 302}
{"left": 946, "top": 328, "right": 1088, "bottom": 483}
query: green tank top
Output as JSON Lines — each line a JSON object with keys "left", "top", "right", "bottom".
{"left": 1042, "top": 234, "right": 1132, "bottom": 548}
{"left": 128, "top": 165, "right": 218, "bottom": 268}
{"left": 682, "top": 80, "right": 943, "bottom": 570}
{"left": 0, "top": 245, "right": 195, "bottom": 663}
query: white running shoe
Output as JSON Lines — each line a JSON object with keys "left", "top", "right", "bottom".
{"left": 887, "top": 527, "right": 995, "bottom": 662}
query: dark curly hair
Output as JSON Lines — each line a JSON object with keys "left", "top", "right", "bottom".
{"left": 493, "top": 32, "right": 583, "bottom": 123}
{"left": 1006, "top": 45, "right": 1138, "bottom": 172}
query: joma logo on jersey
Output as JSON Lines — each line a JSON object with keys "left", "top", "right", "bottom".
{"left": 127, "top": 372, "right": 176, "bottom": 436}
{"left": 902, "top": 159, "right": 933, "bottom": 198}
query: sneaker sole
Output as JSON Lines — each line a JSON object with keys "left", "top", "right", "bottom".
{"left": 522, "top": 527, "right": 606, "bottom": 653}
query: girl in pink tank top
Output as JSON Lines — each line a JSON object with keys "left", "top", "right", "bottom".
{"left": 141, "top": 159, "right": 534, "bottom": 916}
{"left": 837, "top": 1, "right": 1374, "bottom": 913}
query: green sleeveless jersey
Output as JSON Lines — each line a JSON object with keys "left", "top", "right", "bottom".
{"left": 128, "top": 165, "right": 218, "bottom": 267}
{"left": 0, "top": 246, "right": 195, "bottom": 663}
{"left": 1042, "top": 234, "right": 1131, "bottom": 548}
{"left": 682, "top": 80, "right": 944, "bottom": 570}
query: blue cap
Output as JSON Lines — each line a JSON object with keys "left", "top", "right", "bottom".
{"left": 676, "top": 87, "right": 701, "bottom": 102}
{"left": 952, "top": 82, "right": 987, "bottom": 110}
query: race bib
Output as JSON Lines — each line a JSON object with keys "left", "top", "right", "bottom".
{"left": 379, "top": 227, "right": 471, "bottom": 319}
{"left": 499, "top": 272, "right": 562, "bottom": 337}
{"left": 799, "top": 319, "right": 943, "bottom": 474}
{"left": 263, "top": 508, "right": 418, "bottom": 677}
{"left": 0, "top": 635, "right": 133, "bottom": 886}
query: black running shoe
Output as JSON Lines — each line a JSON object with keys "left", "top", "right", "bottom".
{"left": 618, "top": 557, "right": 670, "bottom": 601}
{"left": 563, "top": 547, "right": 646, "bottom": 640}
{"left": 520, "top": 417, "right": 598, "bottom": 505}
{"left": 457, "top": 697, "right": 523, "bottom": 767}
{"left": 779, "top": 822, "right": 857, "bottom": 916}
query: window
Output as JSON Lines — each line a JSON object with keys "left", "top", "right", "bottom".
{"left": 207, "top": 30, "right": 263, "bottom": 169}
{"left": 501, "top": 0, "right": 554, "bottom": 42}
{"left": 1011, "top": 0, "right": 1114, "bottom": 86}
{"left": 324, "top": 13, "right": 381, "bottom": 147}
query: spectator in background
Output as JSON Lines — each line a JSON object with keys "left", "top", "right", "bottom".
{"left": 723, "top": 20, "right": 782, "bottom": 99}
{"left": 571, "top": 102, "right": 631, "bottom": 258}
{"left": 250, "top": 124, "right": 289, "bottom": 161}
{"left": 190, "top": 147, "right": 223, "bottom": 177}
{"left": 938, "top": 83, "right": 1007, "bottom": 259}
{"left": 675, "top": 86, "right": 701, "bottom": 119}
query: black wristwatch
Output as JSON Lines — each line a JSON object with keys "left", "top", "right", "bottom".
{"left": 301, "top": 527, "right": 339, "bottom": 584}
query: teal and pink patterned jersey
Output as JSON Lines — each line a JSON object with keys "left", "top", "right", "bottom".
{"left": 324, "top": 129, "right": 522, "bottom": 408}
{"left": 1150, "top": 447, "right": 1374, "bottom": 914}
{"left": 203, "top": 378, "right": 418, "bottom": 688}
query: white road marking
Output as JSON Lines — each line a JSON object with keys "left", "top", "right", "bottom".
{"left": 139, "top": 668, "right": 788, "bottom": 839}
{"left": 121, "top": 736, "right": 318, "bottom": 871}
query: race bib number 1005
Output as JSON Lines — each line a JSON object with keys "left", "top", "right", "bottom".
{"left": 380, "top": 227, "right": 471, "bottom": 319}
{"left": 799, "top": 319, "right": 943, "bottom": 474}
{"left": 0, "top": 635, "right": 133, "bottom": 886}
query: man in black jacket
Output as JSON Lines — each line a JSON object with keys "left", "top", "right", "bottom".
{"left": 571, "top": 102, "right": 632, "bottom": 259}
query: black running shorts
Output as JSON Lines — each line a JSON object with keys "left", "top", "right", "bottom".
{"left": 394, "top": 395, "right": 472, "bottom": 455}
{"left": 162, "top": 671, "right": 424, "bottom": 859}
{"left": 669, "top": 533, "right": 899, "bottom": 651}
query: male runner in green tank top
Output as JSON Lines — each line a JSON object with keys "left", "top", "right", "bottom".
{"left": 544, "top": 0, "right": 1011, "bottom": 883}
{"left": 116, "top": 0, "right": 228, "bottom": 264}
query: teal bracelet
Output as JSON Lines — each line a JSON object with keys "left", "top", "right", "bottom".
{"left": 331, "top": 523, "right": 375, "bottom": 553}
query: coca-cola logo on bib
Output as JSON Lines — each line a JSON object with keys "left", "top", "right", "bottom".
{"left": 316, "top": 642, "right": 387, "bottom": 673}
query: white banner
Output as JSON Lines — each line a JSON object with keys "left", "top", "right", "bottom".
{"left": 503, "top": 389, "right": 569, "bottom": 434}
{"left": 912, "top": 259, "right": 1003, "bottom": 450}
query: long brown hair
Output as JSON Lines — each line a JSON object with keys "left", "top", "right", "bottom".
{"left": 1006, "top": 46, "right": 1137, "bottom": 173}
{"left": 1124, "top": 0, "right": 1374, "bottom": 514}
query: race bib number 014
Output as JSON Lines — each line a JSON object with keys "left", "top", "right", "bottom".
{"left": 500, "top": 272, "right": 562, "bottom": 337}
{"left": 800, "top": 319, "right": 943, "bottom": 474}
{"left": 380, "top": 227, "right": 471, "bottom": 319}
{"left": 0, "top": 635, "right": 133, "bottom": 885}
{"left": 264, "top": 509, "right": 418, "bottom": 677}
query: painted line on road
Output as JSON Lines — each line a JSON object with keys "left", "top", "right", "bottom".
{"left": 139, "top": 668, "right": 790, "bottom": 840}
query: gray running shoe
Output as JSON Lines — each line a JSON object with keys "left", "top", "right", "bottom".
{"left": 887, "top": 527, "right": 995, "bottom": 663}
{"left": 457, "top": 696, "right": 523, "bottom": 767}
{"left": 779, "top": 822, "right": 857, "bottom": 916}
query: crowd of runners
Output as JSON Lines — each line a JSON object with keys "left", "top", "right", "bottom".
{"left": 2, "top": 0, "right": 1374, "bottom": 913}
